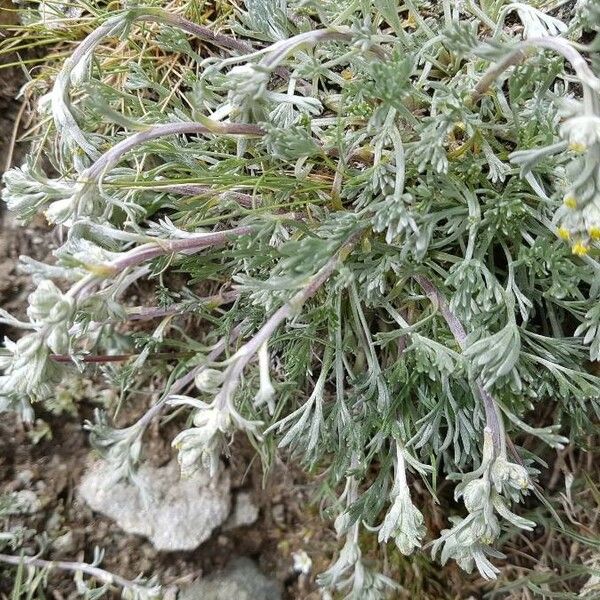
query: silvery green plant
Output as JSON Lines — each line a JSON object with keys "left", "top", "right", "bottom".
{"left": 1, "top": 0, "right": 600, "bottom": 597}
{"left": 431, "top": 427, "right": 535, "bottom": 579}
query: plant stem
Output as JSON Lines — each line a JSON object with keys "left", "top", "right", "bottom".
{"left": 107, "top": 225, "right": 256, "bottom": 273}
{"left": 152, "top": 184, "right": 257, "bottom": 208}
{"left": 122, "top": 290, "right": 239, "bottom": 322}
{"left": 413, "top": 274, "right": 504, "bottom": 453}
{"left": 161, "top": 12, "right": 253, "bottom": 54}
{"left": 67, "top": 224, "right": 260, "bottom": 302}
{"left": 471, "top": 48, "right": 528, "bottom": 103}
{"left": 117, "top": 323, "right": 245, "bottom": 439}
{"left": 84, "top": 122, "right": 264, "bottom": 182}
{"left": 215, "top": 229, "right": 363, "bottom": 411}
{"left": 0, "top": 552, "right": 155, "bottom": 595}
{"left": 49, "top": 351, "right": 193, "bottom": 363}
{"left": 170, "top": 324, "right": 244, "bottom": 396}
{"left": 471, "top": 36, "right": 600, "bottom": 104}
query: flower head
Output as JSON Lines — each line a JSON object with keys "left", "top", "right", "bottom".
{"left": 378, "top": 487, "right": 425, "bottom": 555}
{"left": 2, "top": 163, "right": 74, "bottom": 222}
{"left": 560, "top": 115, "right": 600, "bottom": 150}
{"left": 172, "top": 406, "right": 230, "bottom": 477}
{"left": 194, "top": 368, "right": 224, "bottom": 394}
{"left": 27, "top": 280, "right": 75, "bottom": 325}
{"left": 27, "top": 280, "right": 75, "bottom": 354}
{"left": 490, "top": 457, "right": 530, "bottom": 494}
{"left": 572, "top": 242, "right": 589, "bottom": 256}
{"left": 462, "top": 478, "right": 491, "bottom": 512}
{"left": 227, "top": 64, "right": 270, "bottom": 109}
{"left": 564, "top": 194, "right": 578, "bottom": 209}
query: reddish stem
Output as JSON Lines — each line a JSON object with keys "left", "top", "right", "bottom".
{"left": 49, "top": 351, "right": 191, "bottom": 363}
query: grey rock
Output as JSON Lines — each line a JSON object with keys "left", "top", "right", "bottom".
{"left": 223, "top": 491, "right": 259, "bottom": 530}
{"left": 179, "top": 558, "right": 281, "bottom": 600}
{"left": 15, "top": 469, "right": 34, "bottom": 486}
{"left": 52, "top": 531, "right": 76, "bottom": 556}
{"left": 79, "top": 459, "right": 231, "bottom": 551}
{"left": 11, "top": 490, "right": 41, "bottom": 514}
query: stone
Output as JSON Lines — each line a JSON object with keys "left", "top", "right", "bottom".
{"left": 292, "top": 549, "right": 312, "bottom": 575}
{"left": 11, "top": 489, "right": 41, "bottom": 514}
{"left": 79, "top": 459, "right": 231, "bottom": 551}
{"left": 52, "top": 531, "right": 76, "bottom": 556}
{"left": 179, "top": 558, "right": 281, "bottom": 600}
{"left": 223, "top": 491, "right": 259, "bottom": 530}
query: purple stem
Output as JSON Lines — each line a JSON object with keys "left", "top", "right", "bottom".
{"left": 214, "top": 229, "right": 362, "bottom": 410}
{"left": 472, "top": 36, "right": 600, "bottom": 103}
{"left": 128, "top": 323, "right": 244, "bottom": 432}
{"left": 85, "top": 122, "right": 264, "bottom": 181}
{"left": 164, "top": 13, "right": 253, "bottom": 54}
{"left": 414, "top": 274, "right": 504, "bottom": 452}
{"left": 122, "top": 290, "right": 239, "bottom": 322}
{"left": 155, "top": 184, "right": 257, "bottom": 208}
{"left": 108, "top": 225, "right": 255, "bottom": 272}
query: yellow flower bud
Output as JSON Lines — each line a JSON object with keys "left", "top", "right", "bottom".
{"left": 402, "top": 14, "right": 417, "bottom": 29}
{"left": 557, "top": 227, "right": 570, "bottom": 240}
{"left": 572, "top": 242, "right": 589, "bottom": 256}
{"left": 563, "top": 195, "right": 578, "bottom": 209}
{"left": 589, "top": 226, "right": 600, "bottom": 241}
{"left": 568, "top": 142, "right": 587, "bottom": 154}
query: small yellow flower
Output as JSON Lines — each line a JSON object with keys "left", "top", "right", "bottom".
{"left": 589, "top": 226, "right": 600, "bottom": 241}
{"left": 85, "top": 263, "right": 117, "bottom": 277}
{"left": 557, "top": 227, "right": 570, "bottom": 240}
{"left": 568, "top": 142, "right": 587, "bottom": 154}
{"left": 402, "top": 14, "right": 417, "bottom": 29}
{"left": 563, "top": 194, "right": 578, "bottom": 209}
{"left": 341, "top": 69, "right": 353, "bottom": 81}
{"left": 572, "top": 242, "right": 589, "bottom": 256}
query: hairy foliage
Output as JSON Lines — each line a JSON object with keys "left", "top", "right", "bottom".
{"left": 1, "top": 0, "right": 600, "bottom": 597}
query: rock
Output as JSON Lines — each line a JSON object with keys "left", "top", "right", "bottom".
{"left": 52, "top": 531, "right": 76, "bottom": 556}
{"left": 79, "top": 459, "right": 231, "bottom": 551}
{"left": 15, "top": 469, "right": 34, "bottom": 487}
{"left": 223, "top": 491, "right": 259, "bottom": 530}
{"left": 179, "top": 558, "right": 281, "bottom": 600}
{"left": 11, "top": 489, "right": 41, "bottom": 514}
{"left": 292, "top": 549, "right": 312, "bottom": 575}
{"left": 271, "top": 503, "right": 285, "bottom": 526}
